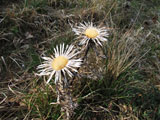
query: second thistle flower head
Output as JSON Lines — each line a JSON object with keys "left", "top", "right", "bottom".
{"left": 72, "top": 21, "right": 109, "bottom": 47}
{"left": 37, "top": 43, "right": 82, "bottom": 84}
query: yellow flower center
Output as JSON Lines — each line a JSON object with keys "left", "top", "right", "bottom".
{"left": 85, "top": 28, "right": 99, "bottom": 38}
{"left": 51, "top": 56, "right": 68, "bottom": 71}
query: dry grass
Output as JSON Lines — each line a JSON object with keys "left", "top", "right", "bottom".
{"left": 0, "top": 0, "right": 160, "bottom": 119}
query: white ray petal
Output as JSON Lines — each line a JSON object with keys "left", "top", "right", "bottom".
{"left": 64, "top": 68, "right": 73, "bottom": 77}
{"left": 62, "top": 43, "right": 65, "bottom": 55}
{"left": 67, "top": 66, "right": 78, "bottom": 72}
{"left": 65, "top": 45, "right": 74, "bottom": 55}
{"left": 56, "top": 45, "right": 59, "bottom": 56}
{"left": 41, "top": 57, "right": 52, "bottom": 61}
{"left": 46, "top": 70, "right": 55, "bottom": 83}
{"left": 55, "top": 71, "right": 59, "bottom": 83}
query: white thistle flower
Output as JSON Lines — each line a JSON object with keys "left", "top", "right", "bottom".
{"left": 72, "top": 21, "right": 109, "bottom": 46}
{"left": 37, "top": 43, "right": 82, "bottom": 84}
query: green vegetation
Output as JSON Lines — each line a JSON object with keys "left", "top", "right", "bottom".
{"left": 0, "top": 0, "right": 160, "bottom": 119}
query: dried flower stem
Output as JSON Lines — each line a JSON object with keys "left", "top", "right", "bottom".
{"left": 56, "top": 72, "right": 77, "bottom": 120}
{"left": 56, "top": 40, "right": 104, "bottom": 119}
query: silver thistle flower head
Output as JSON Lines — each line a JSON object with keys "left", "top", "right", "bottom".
{"left": 37, "top": 43, "right": 82, "bottom": 84}
{"left": 72, "top": 21, "right": 109, "bottom": 47}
